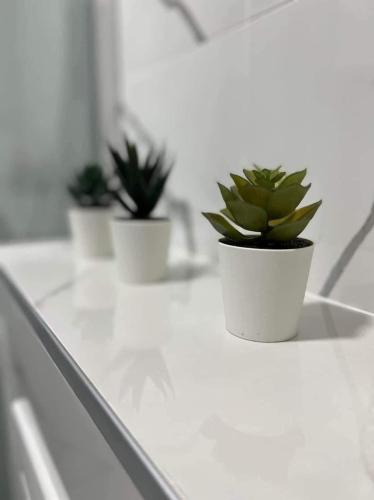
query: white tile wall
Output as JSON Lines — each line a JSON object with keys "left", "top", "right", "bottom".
{"left": 116, "top": 0, "right": 374, "bottom": 312}
{"left": 118, "top": 0, "right": 293, "bottom": 70}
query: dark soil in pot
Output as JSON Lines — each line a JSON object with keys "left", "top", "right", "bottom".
{"left": 113, "top": 216, "right": 169, "bottom": 222}
{"left": 219, "top": 237, "right": 313, "bottom": 250}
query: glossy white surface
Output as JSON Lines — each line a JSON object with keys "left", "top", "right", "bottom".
{"left": 116, "top": 0, "right": 374, "bottom": 313}
{"left": 1, "top": 241, "right": 374, "bottom": 499}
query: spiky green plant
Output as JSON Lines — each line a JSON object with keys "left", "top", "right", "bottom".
{"left": 109, "top": 139, "right": 172, "bottom": 219}
{"left": 68, "top": 164, "right": 111, "bottom": 208}
{"left": 203, "top": 165, "right": 321, "bottom": 246}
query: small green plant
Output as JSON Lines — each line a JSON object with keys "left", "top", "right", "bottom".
{"left": 109, "top": 139, "right": 172, "bottom": 219}
{"left": 203, "top": 165, "right": 321, "bottom": 246}
{"left": 68, "top": 164, "right": 111, "bottom": 208}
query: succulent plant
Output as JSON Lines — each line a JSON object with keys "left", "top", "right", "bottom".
{"left": 203, "top": 165, "right": 321, "bottom": 246}
{"left": 68, "top": 164, "right": 112, "bottom": 208}
{"left": 109, "top": 139, "right": 172, "bottom": 219}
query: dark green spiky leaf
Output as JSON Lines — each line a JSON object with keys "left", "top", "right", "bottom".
{"left": 265, "top": 200, "right": 322, "bottom": 241}
{"left": 145, "top": 167, "right": 172, "bottom": 216}
{"left": 226, "top": 200, "right": 268, "bottom": 231}
{"left": 125, "top": 140, "right": 139, "bottom": 169}
{"left": 109, "top": 140, "right": 172, "bottom": 218}
{"left": 267, "top": 184, "right": 310, "bottom": 219}
{"left": 280, "top": 168, "right": 307, "bottom": 188}
{"left": 202, "top": 212, "right": 246, "bottom": 241}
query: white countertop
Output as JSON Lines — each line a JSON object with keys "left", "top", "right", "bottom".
{"left": 1, "top": 240, "right": 374, "bottom": 500}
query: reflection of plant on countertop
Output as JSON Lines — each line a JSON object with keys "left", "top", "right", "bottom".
{"left": 109, "top": 140, "right": 172, "bottom": 219}
{"left": 68, "top": 164, "right": 112, "bottom": 208}
{"left": 203, "top": 165, "right": 321, "bottom": 248}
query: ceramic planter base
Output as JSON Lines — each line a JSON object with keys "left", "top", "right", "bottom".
{"left": 68, "top": 207, "right": 113, "bottom": 258}
{"left": 111, "top": 218, "right": 171, "bottom": 283}
{"left": 219, "top": 240, "right": 314, "bottom": 342}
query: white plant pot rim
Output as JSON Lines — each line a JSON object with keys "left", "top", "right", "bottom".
{"left": 112, "top": 217, "right": 170, "bottom": 224}
{"left": 218, "top": 237, "right": 314, "bottom": 253}
{"left": 69, "top": 206, "right": 112, "bottom": 212}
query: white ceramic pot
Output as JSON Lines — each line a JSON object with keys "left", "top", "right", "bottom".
{"left": 219, "top": 240, "right": 314, "bottom": 342}
{"left": 68, "top": 207, "right": 113, "bottom": 258}
{"left": 111, "top": 218, "right": 171, "bottom": 283}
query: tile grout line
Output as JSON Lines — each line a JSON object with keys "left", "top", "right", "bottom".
{"left": 124, "top": 0, "right": 296, "bottom": 79}
{"left": 320, "top": 201, "right": 374, "bottom": 298}
{"left": 307, "top": 291, "right": 374, "bottom": 319}
{"left": 209, "top": 0, "right": 296, "bottom": 40}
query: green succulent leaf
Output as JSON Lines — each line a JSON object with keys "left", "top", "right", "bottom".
{"left": 202, "top": 212, "right": 245, "bottom": 241}
{"left": 268, "top": 214, "right": 289, "bottom": 227}
{"left": 220, "top": 207, "right": 236, "bottom": 223}
{"left": 280, "top": 168, "right": 307, "bottom": 188}
{"left": 243, "top": 169, "right": 257, "bottom": 185}
{"left": 285, "top": 199, "right": 322, "bottom": 223}
{"left": 203, "top": 165, "right": 321, "bottom": 244}
{"left": 272, "top": 172, "right": 286, "bottom": 184}
{"left": 253, "top": 164, "right": 264, "bottom": 172}
{"left": 267, "top": 184, "right": 310, "bottom": 219}
{"left": 235, "top": 183, "right": 271, "bottom": 209}
{"left": 265, "top": 200, "right": 322, "bottom": 241}
{"left": 67, "top": 164, "right": 111, "bottom": 208}
{"left": 265, "top": 219, "right": 310, "bottom": 241}
{"left": 218, "top": 182, "right": 237, "bottom": 204}
{"left": 269, "top": 166, "right": 283, "bottom": 180}
{"left": 253, "top": 170, "right": 274, "bottom": 189}
{"left": 230, "top": 174, "right": 249, "bottom": 191}
{"left": 226, "top": 200, "right": 268, "bottom": 232}
{"left": 230, "top": 185, "right": 241, "bottom": 199}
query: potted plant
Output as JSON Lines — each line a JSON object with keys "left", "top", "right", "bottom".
{"left": 109, "top": 139, "right": 172, "bottom": 283}
{"left": 203, "top": 165, "right": 321, "bottom": 342}
{"left": 68, "top": 164, "right": 113, "bottom": 258}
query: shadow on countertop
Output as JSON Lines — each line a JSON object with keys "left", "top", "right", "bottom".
{"left": 295, "top": 301, "right": 372, "bottom": 341}
{"left": 166, "top": 260, "right": 215, "bottom": 282}
{"left": 201, "top": 415, "right": 304, "bottom": 483}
